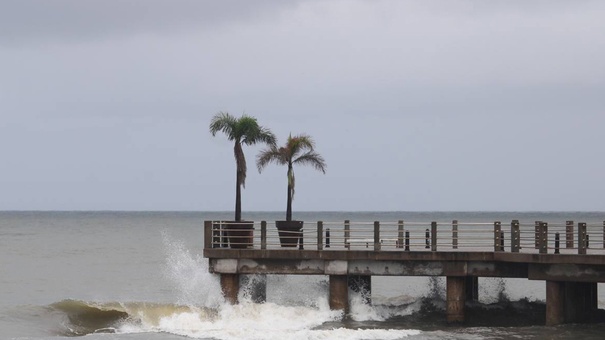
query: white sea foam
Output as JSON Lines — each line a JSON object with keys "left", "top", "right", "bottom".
{"left": 120, "top": 304, "right": 419, "bottom": 339}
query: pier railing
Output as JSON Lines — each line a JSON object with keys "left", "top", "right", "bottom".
{"left": 204, "top": 220, "right": 605, "bottom": 255}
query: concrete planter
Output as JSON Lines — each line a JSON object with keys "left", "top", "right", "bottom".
{"left": 275, "top": 220, "right": 303, "bottom": 248}
{"left": 225, "top": 221, "right": 254, "bottom": 249}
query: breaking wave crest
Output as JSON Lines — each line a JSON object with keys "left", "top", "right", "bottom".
{"left": 48, "top": 299, "right": 218, "bottom": 336}
{"left": 20, "top": 289, "right": 556, "bottom": 339}
{"left": 43, "top": 299, "right": 422, "bottom": 339}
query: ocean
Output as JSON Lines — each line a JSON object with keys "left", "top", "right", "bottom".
{"left": 2, "top": 211, "right": 605, "bottom": 340}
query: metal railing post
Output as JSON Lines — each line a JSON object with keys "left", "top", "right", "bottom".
{"left": 374, "top": 221, "right": 381, "bottom": 251}
{"left": 405, "top": 230, "right": 410, "bottom": 251}
{"left": 511, "top": 220, "right": 520, "bottom": 252}
{"left": 431, "top": 222, "right": 437, "bottom": 251}
{"left": 261, "top": 221, "right": 267, "bottom": 250}
{"left": 425, "top": 228, "right": 430, "bottom": 249}
{"left": 452, "top": 220, "right": 458, "bottom": 249}
{"left": 299, "top": 228, "right": 304, "bottom": 250}
{"left": 494, "top": 221, "right": 502, "bottom": 252}
{"left": 398, "top": 220, "right": 404, "bottom": 249}
{"left": 554, "top": 232, "right": 560, "bottom": 254}
{"left": 534, "top": 221, "right": 541, "bottom": 249}
{"left": 566, "top": 220, "right": 574, "bottom": 249}
{"left": 220, "top": 221, "right": 228, "bottom": 248}
{"left": 204, "top": 220, "right": 212, "bottom": 249}
{"left": 578, "top": 222, "right": 587, "bottom": 254}
{"left": 212, "top": 221, "right": 227, "bottom": 248}
{"left": 539, "top": 222, "right": 548, "bottom": 254}
{"left": 344, "top": 220, "right": 350, "bottom": 250}
{"left": 317, "top": 221, "right": 323, "bottom": 251}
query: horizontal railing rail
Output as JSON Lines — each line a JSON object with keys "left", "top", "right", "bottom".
{"left": 203, "top": 220, "right": 605, "bottom": 255}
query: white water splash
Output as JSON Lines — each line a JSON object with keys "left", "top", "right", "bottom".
{"left": 161, "top": 232, "right": 223, "bottom": 308}
{"left": 136, "top": 232, "right": 422, "bottom": 339}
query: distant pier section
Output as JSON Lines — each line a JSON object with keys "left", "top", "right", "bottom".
{"left": 203, "top": 219, "right": 605, "bottom": 325}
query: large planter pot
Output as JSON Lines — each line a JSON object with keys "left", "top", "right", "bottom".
{"left": 275, "top": 220, "right": 303, "bottom": 248}
{"left": 224, "top": 221, "right": 254, "bottom": 249}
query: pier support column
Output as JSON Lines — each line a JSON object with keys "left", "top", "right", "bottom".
{"left": 221, "top": 274, "right": 240, "bottom": 304}
{"left": 446, "top": 276, "right": 466, "bottom": 323}
{"left": 330, "top": 275, "right": 349, "bottom": 312}
{"left": 348, "top": 275, "right": 371, "bottom": 304}
{"left": 545, "top": 281, "right": 598, "bottom": 325}
{"left": 564, "top": 282, "right": 597, "bottom": 323}
{"left": 546, "top": 281, "right": 565, "bottom": 326}
{"left": 465, "top": 276, "right": 479, "bottom": 302}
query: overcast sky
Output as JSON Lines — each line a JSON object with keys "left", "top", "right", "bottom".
{"left": 1, "top": 0, "right": 604, "bottom": 212}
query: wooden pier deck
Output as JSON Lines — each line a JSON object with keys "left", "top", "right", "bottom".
{"left": 203, "top": 220, "right": 605, "bottom": 325}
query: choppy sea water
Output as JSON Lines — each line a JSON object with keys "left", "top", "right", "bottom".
{"left": 2, "top": 211, "right": 605, "bottom": 340}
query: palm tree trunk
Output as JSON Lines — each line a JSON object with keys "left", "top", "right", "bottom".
{"left": 286, "top": 183, "right": 292, "bottom": 221}
{"left": 234, "top": 141, "right": 244, "bottom": 222}
{"left": 235, "top": 168, "right": 242, "bottom": 221}
{"left": 286, "top": 164, "right": 293, "bottom": 221}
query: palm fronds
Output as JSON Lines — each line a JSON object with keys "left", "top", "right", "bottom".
{"left": 256, "top": 133, "right": 327, "bottom": 221}
{"left": 209, "top": 111, "right": 276, "bottom": 220}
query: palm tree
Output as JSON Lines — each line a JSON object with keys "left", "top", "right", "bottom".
{"left": 256, "top": 134, "right": 327, "bottom": 221}
{"left": 210, "top": 112, "right": 276, "bottom": 221}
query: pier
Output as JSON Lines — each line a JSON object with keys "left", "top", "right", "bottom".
{"left": 203, "top": 220, "right": 605, "bottom": 325}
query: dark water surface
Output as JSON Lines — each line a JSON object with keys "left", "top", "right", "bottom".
{"left": 2, "top": 211, "right": 605, "bottom": 339}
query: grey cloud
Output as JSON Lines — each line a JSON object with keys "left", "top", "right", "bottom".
{"left": 2, "top": 0, "right": 605, "bottom": 211}
{"left": 0, "top": 0, "right": 304, "bottom": 45}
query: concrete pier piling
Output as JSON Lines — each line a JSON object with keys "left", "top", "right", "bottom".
{"left": 220, "top": 274, "right": 240, "bottom": 304}
{"left": 446, "top": 276, "right": 466, "bottom": 323}
{"left": 564, "top": 281, "right": 597, "bottom": 323}
{"left": 329, "top": 275, "right": 349, "bottom": 311}
{"left": 546, "top": 281, "right": 565, "bottom": 326}
{"left": 546, "top": 280, "right": 598, "bottom": 325}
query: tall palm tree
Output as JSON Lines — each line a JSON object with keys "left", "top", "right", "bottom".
{"left": 210, "top": 112, "right": 276, "bottom": 221}
{"left": 256, "top": 134, "right": 327, "bottom": 221}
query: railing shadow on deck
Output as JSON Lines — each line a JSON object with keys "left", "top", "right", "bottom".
{"left": 204, "top": 220, "right": 605, "bottom": 255}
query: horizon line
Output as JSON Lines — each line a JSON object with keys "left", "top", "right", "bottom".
{"left": 2, "top": 209, "right": 605, "bottom": 213}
